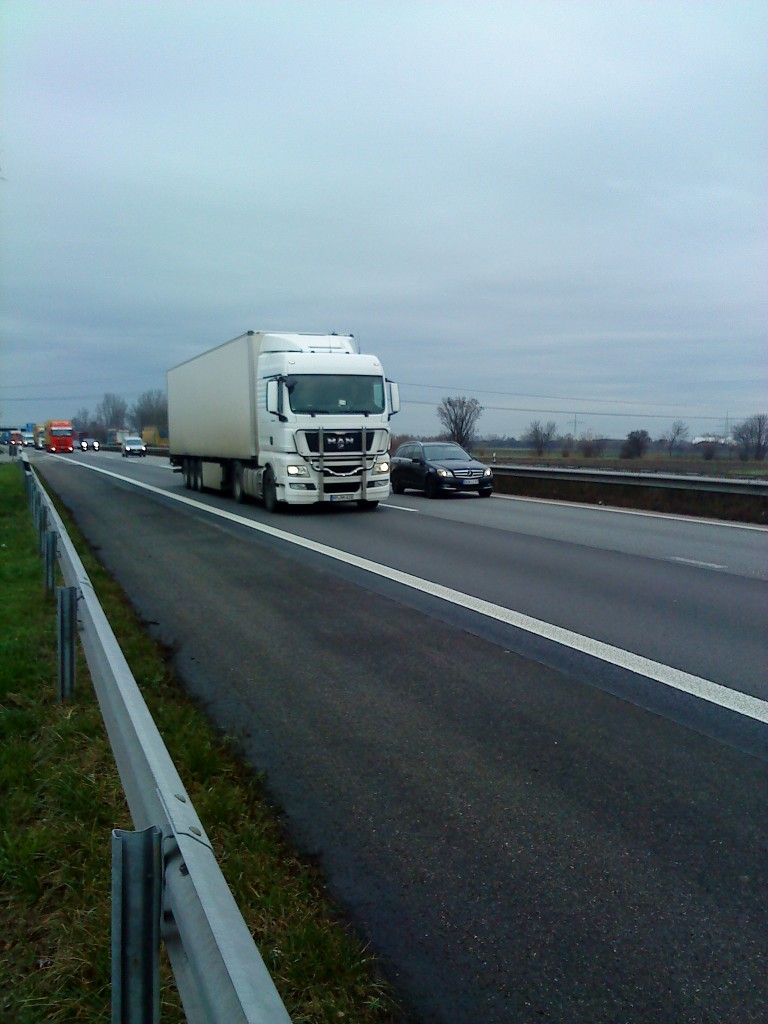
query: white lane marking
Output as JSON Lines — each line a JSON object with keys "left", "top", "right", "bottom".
{"left": 493, "top": 490, "right": 768, "bottom": 531}
{"left": 55, "top": 460, "right": 768, "bottom": 725}
{"left": 669, "top": 556, "right": 728, "bottom": 570}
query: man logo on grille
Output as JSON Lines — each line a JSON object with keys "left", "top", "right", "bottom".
{"left": 328, "top": 434, "right": 355, "bottom": 449}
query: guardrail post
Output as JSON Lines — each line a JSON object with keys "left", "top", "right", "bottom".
{"left": 44, "top": 531, "right": 58, "bottom": 595}
{"left": 112, "top": 826, "right": 163, "bottom": 1024}
{"left": 37, "top": 503, "right": 48, "bottom": 552}
{"left": 57, "top": 585, "right": 78, "bottom": 701}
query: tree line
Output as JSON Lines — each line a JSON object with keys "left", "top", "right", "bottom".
{"left": 72, "top": 390, "right": 168, "bottom": 440}
{"left": 429, "top": 397, "right": 768, "bottom": 462}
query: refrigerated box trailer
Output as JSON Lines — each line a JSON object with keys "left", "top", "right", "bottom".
{"left": 168, "top": 331, "right": 399, "bottom": 511}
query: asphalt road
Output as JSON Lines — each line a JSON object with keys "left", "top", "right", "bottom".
{"left": 33, "top": 452, "right": 768, "bottom": 1024}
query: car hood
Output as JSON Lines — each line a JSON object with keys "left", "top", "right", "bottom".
{"left": 428, "top": 458, "right": 486, "bottom": 471}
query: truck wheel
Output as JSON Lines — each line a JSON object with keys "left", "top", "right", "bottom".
{"left": 263, "top": 468, "right": 279, "bottom": 513}
{"left": 232, "top": 462, "right": 246, "bottom": 504}
{"left": 193, "top": 460, "right": 203, "bottom": 491}
{"left": 183, "top": 459, "right": 194, "bottom": 489}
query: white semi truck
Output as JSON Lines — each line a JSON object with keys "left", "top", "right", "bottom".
{"left": 167, "top": 331, "right": 400, "bottom": 511}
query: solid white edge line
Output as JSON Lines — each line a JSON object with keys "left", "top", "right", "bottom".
{"left": 56, "top": 458, "right": 768, "bottom": 725}
{"left": 492, "top": 490, "right": 768, "bottom": 531}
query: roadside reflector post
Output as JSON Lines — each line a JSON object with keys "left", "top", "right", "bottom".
{"left": 112, "top": 826, "right": 163, "bottom": 1024}
{"left": 57, "top": 585, "right": 78, "bottom": 701}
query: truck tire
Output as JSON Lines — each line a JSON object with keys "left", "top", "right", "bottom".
{"left": 183, "top": 459, "right": 194, "bottom": 489}
{"left": 231, "top": 462, "right": 246, "bottom": 504}
{"left": 263, "top": 468, "right": 279, "bottom": 513}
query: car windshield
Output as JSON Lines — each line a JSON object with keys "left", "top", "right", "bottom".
{"left": 284, "top": 374, "right": 385, "bottom": 415}
{"left": 126, "top": 437, "right": 143, "bottom": 444}
{"left": 422, "top": 444, "right": 471, "bottom": 460}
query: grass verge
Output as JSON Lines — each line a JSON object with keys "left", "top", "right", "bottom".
{"left": 0, "top": 463, "right": 402, "bottom": 1023}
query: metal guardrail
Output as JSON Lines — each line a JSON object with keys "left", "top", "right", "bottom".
{"left": 22, "top": 456, "right": 292, "bottom": 1024}
{"left": 491, "top": 463, "right": 768, "bottom": 497}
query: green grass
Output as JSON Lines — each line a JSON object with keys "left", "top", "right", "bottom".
{"left": 0, "top": 464, "right": 402, "bottom": 1023}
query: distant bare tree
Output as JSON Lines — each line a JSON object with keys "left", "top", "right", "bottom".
{"left": 578, "top": 433, "right": 606, "bottom": 458}
{"left": 661, "top": 420, "right": 689, "bottom": 457}
{"left": 72, "top": 407, "right": 91, "bottom": 433}
{"left": 437, "top": 396, "right": 483, "bottom": 449}
{"left": 732, "top": 413, "right": 768, "bottom": 461}
{"left": 96, "top": 392, "right": 128, "bottom": 431}
{"left": 525, "top": 420, "right": 558, "bottom": 456}
{"left": 389, "top": 433, "right": 414, "bottom": 453}
{"left": 129, "top": 389, "right": 168, "bottom": 435}
{"left": 620, "top": 429, "right": 651, "bottom": 459}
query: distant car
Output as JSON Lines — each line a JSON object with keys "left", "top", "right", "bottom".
{"left": 79, "top": 437, "right": 100, "bottom": 451}
{"left": 9, "top": 431, "right": 25, "bottom": 449}
{"left": 390, "top": 441, "right": 493, "bottom": 498}
{"left": 121, "top": 436, "right": 147, "bottom": 457}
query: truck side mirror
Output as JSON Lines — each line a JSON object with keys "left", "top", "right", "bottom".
{"left": 266, "top": 380, "right": 280, "bottom": 415}
{"left": 388, "top": 381, "right": 400, "bottom": 417}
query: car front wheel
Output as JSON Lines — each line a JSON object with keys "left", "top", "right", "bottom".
{"left": 425, "top": 476, "right": 440, "bottom": 499}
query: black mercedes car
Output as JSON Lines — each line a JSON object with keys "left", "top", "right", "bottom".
{"left": 390, "top": 441, "right": 493, "bottom": 498}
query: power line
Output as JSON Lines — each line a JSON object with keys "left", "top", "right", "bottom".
{"left": 398, "top": 381, "right": 720, "bottom": 411}
{"left": 402, "top": 398, "right": 740, "bottom": 423}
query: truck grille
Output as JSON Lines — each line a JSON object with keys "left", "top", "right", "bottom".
{"left": 302, "top": 430, "right": 376, "bottom": 454}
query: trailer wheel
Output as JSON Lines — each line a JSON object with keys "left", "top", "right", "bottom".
{"left": 193, "top": 460, "right": 203, "bottom": 491}
{"left": 263, "top": 468, "right": 279, "bottom": 513}
{"left": 232, "top": 462, "right": 246, "bottom": 504}
{"left": 183, "top": 459, "right": 194, "bottom": 489}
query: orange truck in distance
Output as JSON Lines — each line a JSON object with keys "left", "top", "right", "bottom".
{"left": 45, "top": 420, "right": 75, "bottom": 453}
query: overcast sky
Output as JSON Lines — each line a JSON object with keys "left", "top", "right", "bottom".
{"left": 1, "top": 0, "right": 765, "bottom": 441}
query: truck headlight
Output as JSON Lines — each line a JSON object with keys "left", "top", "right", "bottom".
{"left": 286, "top": 464, "right": 309, "bottom": 476}
{"left": 374, "top": 461, "right": 389, "bottom": 474}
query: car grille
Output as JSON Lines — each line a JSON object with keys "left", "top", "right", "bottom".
{"left": 453, "top": 469, "right": 483, "bottom": 479}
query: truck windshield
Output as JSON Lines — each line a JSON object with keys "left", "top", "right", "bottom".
{"left": 51, "top": 428, "right": 73, "bottom": 437}
{"left": 285, "top": 375, "right": 385, "bottom": 415}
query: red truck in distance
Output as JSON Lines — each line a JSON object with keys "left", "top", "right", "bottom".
{"left": 45, "top": 420, "right": 75, "bottom": 453}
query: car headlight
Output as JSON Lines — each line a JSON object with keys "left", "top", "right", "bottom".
{"left": 286, "top": 464, "right": 309, "bottom": 476}
{"left": 436, "top": 468, "right": 453, "bottom": 478}
{"left": 483, "top": 467, "right": 492, "bottom": 477}
{"left": 374, "top": 461, "right": 389, "bottom": 474}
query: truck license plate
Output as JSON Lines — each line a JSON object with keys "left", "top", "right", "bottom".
{"left": 330, "top": 493, "right": 355, "bottom": 502}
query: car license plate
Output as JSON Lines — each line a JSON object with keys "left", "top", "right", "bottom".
{"left": 330, "top": 493, "right": 355, "bottom": 502}
{"left": 463, "top": 479, "right": 475, "bottom": 485}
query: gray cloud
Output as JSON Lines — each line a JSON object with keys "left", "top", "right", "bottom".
{"left": 1, "top": 1, "right": 765, "bottom": 439}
